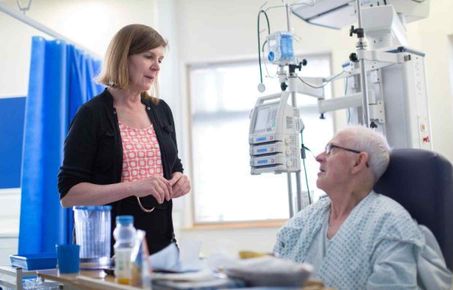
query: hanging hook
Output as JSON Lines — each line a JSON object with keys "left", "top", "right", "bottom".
{"left": 16, "top": 0, "right": 32, "bottom": 15}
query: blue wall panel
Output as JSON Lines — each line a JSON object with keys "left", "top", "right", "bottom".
{"left": 0, "top": 97, "right": 26, "bottom": 189}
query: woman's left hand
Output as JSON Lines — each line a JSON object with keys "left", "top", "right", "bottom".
{"left": 169, "top": 172, "right": 191, "bottom": 198}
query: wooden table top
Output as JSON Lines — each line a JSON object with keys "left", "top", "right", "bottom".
{"left": 37, "top": 269, "right": 142, "bottom": 290}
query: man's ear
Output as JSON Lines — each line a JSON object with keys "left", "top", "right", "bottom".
{"left": 352, "top": 152, "right": 369, "bottom": 174}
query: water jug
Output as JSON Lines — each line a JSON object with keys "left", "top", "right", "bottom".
{"left": 73, "top": 206, "right": 112, "bottom": 269}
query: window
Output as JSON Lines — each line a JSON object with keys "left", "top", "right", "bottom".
{"left": 189, "top": 55, "right": 334, "bottom": 223}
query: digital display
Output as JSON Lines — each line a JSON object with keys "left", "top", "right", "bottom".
{"left": 253, "top": 105, "right": 278, "bottom": 133}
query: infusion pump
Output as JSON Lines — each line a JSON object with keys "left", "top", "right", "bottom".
{"left": 249, "top": 92, "right": 302, "bottom": 174}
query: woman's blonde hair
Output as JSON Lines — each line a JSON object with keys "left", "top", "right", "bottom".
{"left": 97, "top": 24, "right": 167, "bottom": 102}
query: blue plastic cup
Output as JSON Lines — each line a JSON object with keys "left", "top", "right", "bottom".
{"left": 56, "top": 244, "right": 80, "bottom": 274}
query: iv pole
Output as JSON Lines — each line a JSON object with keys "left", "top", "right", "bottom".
{"left": 285, "top": 0, "right": 371, "bottom": 215}
{"left": 353, "top": 0, "right": 371, "bottom": 127}
{"left": 284, "top": 2, "right": 304, "bottom": 216}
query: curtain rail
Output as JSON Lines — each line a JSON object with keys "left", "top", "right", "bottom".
{"left": 0, "top": 2, "right": 100, "bottom": 58}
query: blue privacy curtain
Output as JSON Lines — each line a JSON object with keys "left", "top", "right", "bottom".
{"left": 18, "top": 36, "right": 103, "bottom": 254}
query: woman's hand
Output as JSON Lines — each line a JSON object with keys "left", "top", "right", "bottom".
{"left": 169, "top": 172, "right": 191, "bottom": 198}
{"left": 133, "top": 176, "right": 172, "bottom": 204}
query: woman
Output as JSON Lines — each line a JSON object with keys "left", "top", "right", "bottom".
{"left": 58, "top": 24, "right": 190, "bottom": 254}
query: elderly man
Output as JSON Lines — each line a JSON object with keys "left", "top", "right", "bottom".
{"left": 274, "top": 126, "right": 451, "bottom": 290}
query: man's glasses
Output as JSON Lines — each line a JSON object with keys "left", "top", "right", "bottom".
{"left": 325, "top": 143, "right": 361, "bottom": 156}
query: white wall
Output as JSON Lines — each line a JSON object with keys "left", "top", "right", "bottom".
{"left": 0, "top": 0, "right": 157, "bottom": 97}
{"left": 0, "top": 189, "right": 20, "bottom": 265}
{"left": 0, "top": 12, "right": 44, "bottom": 97}
{"left": 405, "top": 0, "right": 453, "bottom": 161}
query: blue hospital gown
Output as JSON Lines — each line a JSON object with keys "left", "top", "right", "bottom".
{"left": 274, "top": 192, "right": 452, "bottom": 290}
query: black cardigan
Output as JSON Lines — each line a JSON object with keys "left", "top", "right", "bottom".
{"left": 58, "top": 89, "right": 183, "bottom": 254}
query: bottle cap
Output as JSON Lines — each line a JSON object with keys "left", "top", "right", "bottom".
{"left": 116, "top": 215, "right": 134, "bottom": 225}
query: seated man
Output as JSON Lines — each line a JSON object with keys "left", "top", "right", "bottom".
{"left": 274, "top": 126, "right": 452, "bottom": 290}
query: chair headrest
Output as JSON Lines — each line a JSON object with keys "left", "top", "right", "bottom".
{"left": 374, "top": 148, "right": 453, "bottom": 270}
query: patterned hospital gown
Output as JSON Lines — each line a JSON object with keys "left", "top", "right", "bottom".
{"left": 274, "top": 192, "right": 452, "bottom": 290}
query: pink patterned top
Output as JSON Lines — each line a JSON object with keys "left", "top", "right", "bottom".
{"left": 119, "top": 121, "right": 163, "bottom": 182}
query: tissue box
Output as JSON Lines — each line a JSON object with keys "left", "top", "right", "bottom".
{"left": 10, "top": 253, "right": 57, "bottom": 270}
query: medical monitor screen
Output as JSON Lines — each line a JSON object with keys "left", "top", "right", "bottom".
{"left": 253, "top": 105, "right": 278, "bottom": 133}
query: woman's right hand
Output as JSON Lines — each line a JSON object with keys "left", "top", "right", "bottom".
{"left": 133, "top": 176, "right": 172, "bottom": 204}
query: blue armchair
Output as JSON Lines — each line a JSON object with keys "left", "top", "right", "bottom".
{"left": 374, "top": 148, "right": 453, "bottom": 271}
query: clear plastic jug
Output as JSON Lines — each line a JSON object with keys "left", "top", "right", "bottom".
{"left": 73, "top": 206, "right": 112, "bottom": 269}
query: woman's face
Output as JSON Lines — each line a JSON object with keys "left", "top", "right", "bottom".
{"left": 127, "top": 45, "right": 164, "bottom": 92}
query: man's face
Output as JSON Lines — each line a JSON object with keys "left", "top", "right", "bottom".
{"left": 315, "top": 132, "right": 361, "bottom": 193}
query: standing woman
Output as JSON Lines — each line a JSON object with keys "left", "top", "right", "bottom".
{"left": 58, "top": 24, "right": 190, "bottom": 254}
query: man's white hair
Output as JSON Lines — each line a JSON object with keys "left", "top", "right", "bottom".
{"left": 341, "top": 125, "right": 391, "bottom": 181}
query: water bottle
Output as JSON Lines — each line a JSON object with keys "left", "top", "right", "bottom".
{"left": 113, "top": 215, "right": 136, "bottom": 285}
